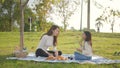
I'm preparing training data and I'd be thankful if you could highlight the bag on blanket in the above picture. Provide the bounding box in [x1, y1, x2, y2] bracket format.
[14, 46, 28, 58]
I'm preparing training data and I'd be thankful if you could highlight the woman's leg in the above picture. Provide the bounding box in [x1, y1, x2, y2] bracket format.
[74, 52, 91, 60]
[48, 51, 62, 56]
[35, 49, 49, 57]
[47, 51, 55, 56]
[58, 51, 62, 56]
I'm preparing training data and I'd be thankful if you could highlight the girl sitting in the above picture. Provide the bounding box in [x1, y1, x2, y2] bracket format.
[74, 31, 93, 60]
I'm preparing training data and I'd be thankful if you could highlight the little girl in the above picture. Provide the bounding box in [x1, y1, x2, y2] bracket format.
[74, 31, 93, 60]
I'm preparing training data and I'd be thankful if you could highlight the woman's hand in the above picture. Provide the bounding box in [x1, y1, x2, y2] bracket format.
[54, 51, 58, 57]
[48, 53, 53, 56]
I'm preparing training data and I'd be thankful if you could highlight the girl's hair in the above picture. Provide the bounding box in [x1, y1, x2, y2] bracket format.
[41, 25, 59, 46]
[84, 31, 92, 46]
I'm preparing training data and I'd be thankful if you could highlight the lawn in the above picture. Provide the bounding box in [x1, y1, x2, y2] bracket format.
[0, 31, 120, 68]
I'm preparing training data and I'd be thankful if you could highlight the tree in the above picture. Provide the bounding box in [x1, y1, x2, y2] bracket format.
[80, 0, 83, 31]
[19, 0, 29, 53]
[95, 16, 103, 33]
[109, 9, 120, 33]
[55, 0, 79, 31]
[84, 0, 100, 30]
[24, 7, 35, 32]
[34, 0, 55, 31]
[0, 0, 16, 31]
[93, 0, 120, 33]
[0, 0, 34, 32]
[87, 0, 90, 30]
[100, 7, 120, 33]
[81, 0, 103, 31]
[0, 0, 5, 6]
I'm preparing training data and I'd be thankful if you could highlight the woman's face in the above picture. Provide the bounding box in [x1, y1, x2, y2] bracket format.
[82, 33, 86, 40]
[53, 28, 59, 36]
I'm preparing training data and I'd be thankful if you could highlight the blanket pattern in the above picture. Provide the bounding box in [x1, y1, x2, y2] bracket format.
[7, 53, 120, 64]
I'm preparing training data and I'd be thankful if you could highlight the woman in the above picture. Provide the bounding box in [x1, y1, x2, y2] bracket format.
[74, 31, 93, 60]
[35, 25, 62, 57]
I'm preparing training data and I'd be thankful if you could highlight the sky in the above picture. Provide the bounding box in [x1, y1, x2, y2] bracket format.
[28, 0, 120, 33]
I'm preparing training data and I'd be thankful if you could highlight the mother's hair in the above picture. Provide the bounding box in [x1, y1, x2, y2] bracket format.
[41, 25, 59, 46]
[46, 25, 59, 36]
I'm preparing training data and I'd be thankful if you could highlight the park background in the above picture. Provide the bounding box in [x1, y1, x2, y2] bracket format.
[0, 0, 120, 68]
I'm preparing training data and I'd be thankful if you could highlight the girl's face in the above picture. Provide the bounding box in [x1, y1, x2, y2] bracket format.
[82, 33, 86, 40]
[53, 28, 59, 36]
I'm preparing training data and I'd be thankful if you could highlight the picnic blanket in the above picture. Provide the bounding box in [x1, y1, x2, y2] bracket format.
[7, 52, 120, 64]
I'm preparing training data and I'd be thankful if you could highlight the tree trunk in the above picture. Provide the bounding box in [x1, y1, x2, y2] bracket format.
[87, 0, 90, 30]
[63, 19, 66, 31]
[111, 21, 114, 33]
[10, 0, 13, 31]
[97, 27, 100, 33]
[111, 25, 114, 33]
[20, 0, 24, 52]
[19, 0, 29, 52]
[10, 12, 14, 31]
[80, 0, 83, 31]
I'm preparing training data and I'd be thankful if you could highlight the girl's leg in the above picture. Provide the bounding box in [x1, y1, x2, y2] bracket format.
[74, 52, 91, 60]
[35, 49, 49, 57]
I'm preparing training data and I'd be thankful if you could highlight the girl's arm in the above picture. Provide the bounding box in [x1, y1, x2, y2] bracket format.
[76, 41, 83, 52]
[76, 48, 82, 52]
[76, 44, 82, 52]
[83, 42, 93, 56]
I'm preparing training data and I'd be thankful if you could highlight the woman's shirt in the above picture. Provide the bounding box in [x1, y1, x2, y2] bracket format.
[81, 41, 93, 56]
[37, 35, 57, 52]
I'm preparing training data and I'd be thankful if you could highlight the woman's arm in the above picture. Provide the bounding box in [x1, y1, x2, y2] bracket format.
[38, 35, 54, 56]
[53, 46, 58, 57]
[47, 52, 54, 56]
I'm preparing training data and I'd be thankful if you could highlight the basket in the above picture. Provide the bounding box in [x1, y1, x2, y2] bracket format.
[14, 46, 28, 58]
[15, 52, 28, 58]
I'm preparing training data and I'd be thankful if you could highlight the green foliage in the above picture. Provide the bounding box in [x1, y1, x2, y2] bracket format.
[98, 7, 120, 33]
[34, 0, 55, 31]
[95, 17, 103, 32]
[42, 21, 54, 32]
[0, 0, 15, 31]
[24, 7, 35, 32]
[82, 28, 96, 32]
[0, 0, 35, 32]
[0, 0, 5, 3]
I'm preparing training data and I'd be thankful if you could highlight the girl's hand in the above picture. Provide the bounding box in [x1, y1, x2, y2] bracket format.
[79, 39, 83, 45]
[80, 43, 82, 46]
[76, 48, 82, 52]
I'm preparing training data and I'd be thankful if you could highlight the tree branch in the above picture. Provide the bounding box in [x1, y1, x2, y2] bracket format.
[22, 0, 29, 8]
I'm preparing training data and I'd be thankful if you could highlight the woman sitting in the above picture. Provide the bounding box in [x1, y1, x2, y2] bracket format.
[35, 25, 62, 57]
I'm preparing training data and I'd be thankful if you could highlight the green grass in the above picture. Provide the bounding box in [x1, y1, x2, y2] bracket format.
[0, 31, 120, 68]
